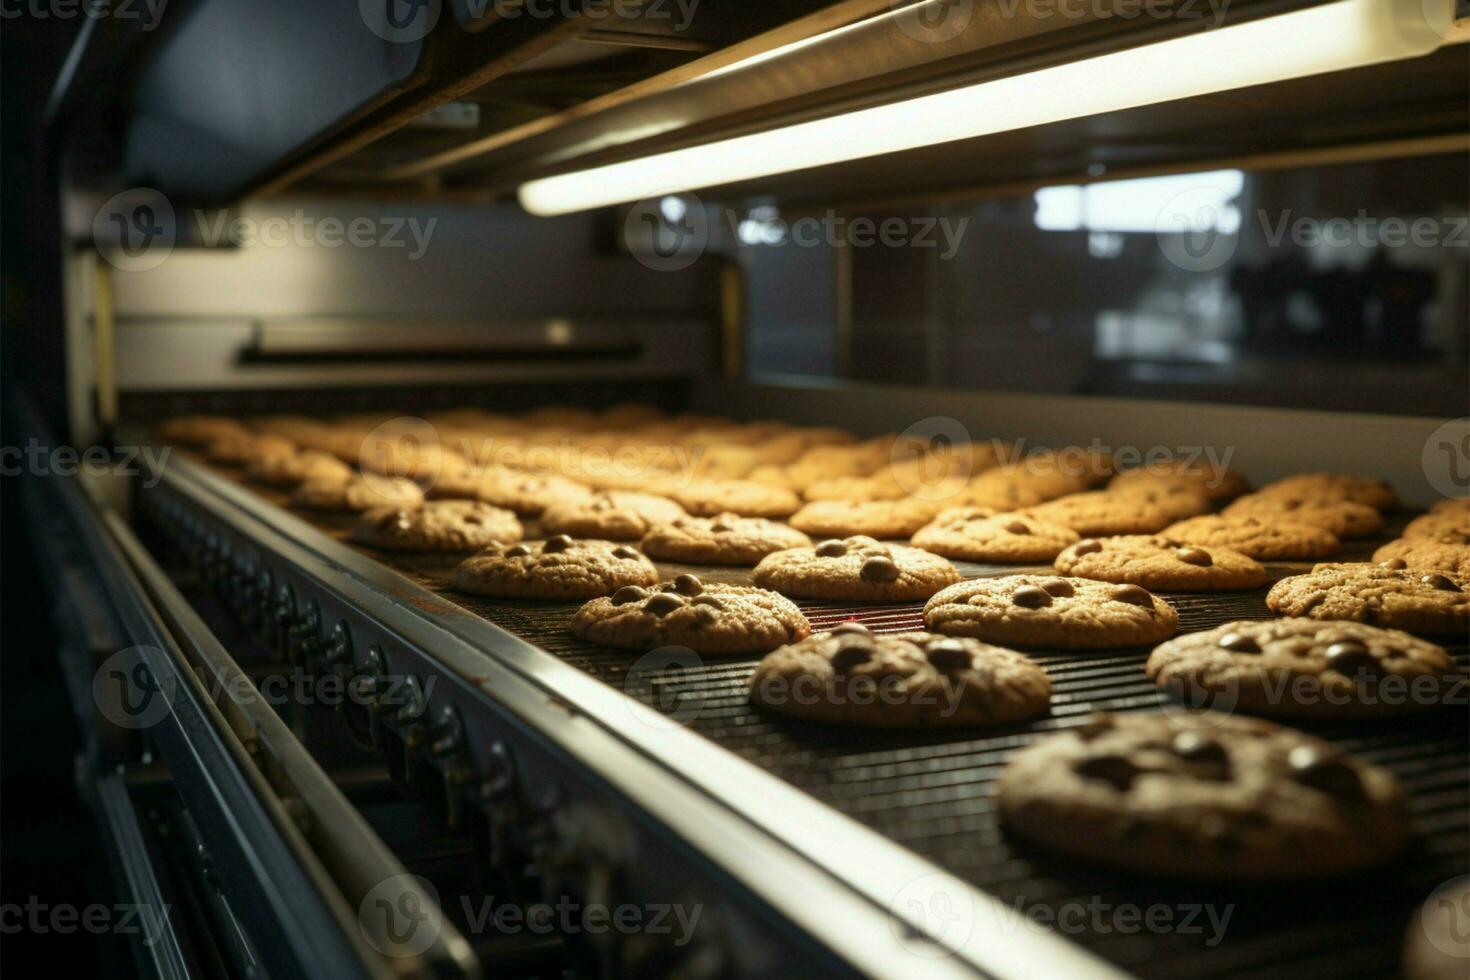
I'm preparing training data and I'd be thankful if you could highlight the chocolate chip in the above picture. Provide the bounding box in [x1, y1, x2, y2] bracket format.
[860, 556, 901, 582]
[1218, 631, 1261, 654]
[814, 539, 848, 557]
[925, 639, 972, 674]
[690, 594, 723, 609]
[1422, 574, 1461, 592]
[829, 622, 870, 635]
[1073, 539, 1103, 556]
[1288, 746, 1364, 799]
[710, 520, 732, 532]
[542, 534, 574, 553]
[673, 573, 704, 596]
[1004, 520, 1031, 535]
[1074, 754, 1140, 792]
[830, 644, 872, 672]
[611, 586, 648, 605]
[1325, 641, 1381, 679]
[1073, 715, 1116, 740]
[643, 593, 685, 616]
[1377, 558, 1408, 570]
[1012, 585, 1053, 609]
[1171, 732, 1230, 773]
[1111, 585, 1154, 608]
[376, 509, 409, 529]
[611, 546, 640, 559]
[1040, 578, 1075, 597]
[504, 544, 532, 558]
[1176, 546, 1213, 566]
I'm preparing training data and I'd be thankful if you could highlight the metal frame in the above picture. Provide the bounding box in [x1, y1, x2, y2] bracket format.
[140, 448, 1128, 980]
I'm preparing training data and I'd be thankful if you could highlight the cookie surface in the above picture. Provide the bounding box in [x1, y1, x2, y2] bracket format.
[351, 501, 523, 552]
[291, 476, 425, 512]
[454, 536, 659, 599]
[1147, 618, 1454, 720]
[1254, 472, 1398, 511]
[1223, 494, 1384, 539]
[752, 536, 960, 601]
[996, 712, 1409, 880]
[246, 450, 354, 488]
[1161, 514, 1340, 561]
[570, 575, 809, 655]
[639, 513, 811, 565]
[1108, 462, 1249, 502]
[924, 574, 1178, 648]
[1022, 491, 1173, 536]
[1370, 542, 1470, 584]
[1105, 480, 1214, 521]
[748, 626, 1051, 728]
[1266, 562, 1469, 634]
[1054, 535, 1268, 591]
[1402, 511, 1470, 545]
[788, 498, 942, 539]
[429, 466, 591, 516]
[660, 479, 801, 518]
[539, 490, 686, 541]
[911, 510, 1079, 563]
[1430, 497, 1470, 515]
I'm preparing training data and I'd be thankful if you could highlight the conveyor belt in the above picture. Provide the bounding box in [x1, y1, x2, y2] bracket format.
[172, 470, 1470, 979]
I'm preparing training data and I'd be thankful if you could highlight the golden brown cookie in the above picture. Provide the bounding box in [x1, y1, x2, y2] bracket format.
[291, 476, 425, 512]
[1054, 535, 1268, 591]
[787, 497, 943, 540]
[1266, 562, 1469, 634]
[1105, 480, 1214, 521]
[1402, 511, 1470, 545]
[204, 432, 296, 466]
[1161, 514, 1341, 561]
[658, 479, 802, 519]
[1022, 491, 1173, 537]
[1254, 473, 1398, 511]
[539, 490, 686, 541]
[1372, 541, 1470, 582]
[453, 537, 659, 599]
[570, 575, 809, 655]
[1430, 497, 1470, 515]
[245, 450, 354, 488]
[1223, 494, 1384, 539]
[1147, 618, 1454, 719]
[428, 465, 591, 516]
[996, 712, 1409, 880]
[748, 626, 1051, 729]
[923, 575, 1178, 649]
[1107, 461, 1249, 502]
[911, 510, 1079, 563]
[752, 536, 960, 601]
[350, 501, 523, 552]
[639, 513, 811, 566]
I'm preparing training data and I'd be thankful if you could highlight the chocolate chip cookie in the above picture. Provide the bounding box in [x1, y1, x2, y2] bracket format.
[788, 498, 943, 540]
[246, 450, 354, 488]
[454, 537, 659, 599]
[639, 513, 811, 566]
[539, 490, 686, 541]
[1430, 497, 1470, 515]
[1161, 514, 1341, 561]
[570, 574, 809, 655]
[995, 712, 1409, 880]
[1223, 494, 1384, 539]
[1022, 491, 1174, 537]
[1106, 480, 1214, 521]
[291, 476, 425, 512]
[911, 510, 1079, 563]
[1107, 461, 1249, 502]
[1254, 472, 1399, 511]
[748, 626, 1051, 728]
[1370, 542, 1470, 584]
[1402, 511, 1470, 545]
[1266, 562, 1469, 634]
[429, 465, 591, 516]
[1147, 619, 1454, 720]
[1054, 535, 1268, 591]
[752, 536, 960, 601]
[923, 575, 1178, 648]
[660, 479, 802, 519]
[351, 501, 523, 552]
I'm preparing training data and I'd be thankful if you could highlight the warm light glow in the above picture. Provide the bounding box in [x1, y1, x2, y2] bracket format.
[519, 0, 1450, 216]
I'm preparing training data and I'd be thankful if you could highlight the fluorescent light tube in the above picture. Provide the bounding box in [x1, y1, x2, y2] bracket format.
[518, 0, 1451, 216]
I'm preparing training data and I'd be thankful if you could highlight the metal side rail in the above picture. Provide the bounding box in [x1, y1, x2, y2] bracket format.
[137, 450, 1127, 980]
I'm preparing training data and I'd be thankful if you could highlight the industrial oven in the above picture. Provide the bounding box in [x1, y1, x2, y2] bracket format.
[11, 1, 1470, 978]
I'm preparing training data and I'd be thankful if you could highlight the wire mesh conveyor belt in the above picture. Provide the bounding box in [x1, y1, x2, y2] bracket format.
[187, 478, 1470, 980]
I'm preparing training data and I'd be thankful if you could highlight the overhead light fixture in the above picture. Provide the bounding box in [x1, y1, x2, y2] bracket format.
[518, 0, 1451, 216]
